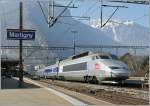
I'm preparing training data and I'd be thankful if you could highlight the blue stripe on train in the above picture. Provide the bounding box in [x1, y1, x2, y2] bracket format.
[44, 67, 59, 73]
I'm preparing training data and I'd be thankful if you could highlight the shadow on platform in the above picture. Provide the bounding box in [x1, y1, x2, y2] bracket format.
[1, 77, 41, 89]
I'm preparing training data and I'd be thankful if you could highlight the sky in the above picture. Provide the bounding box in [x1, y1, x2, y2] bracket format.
[0, 0, 149, 28]
[59, 0, 149, 28]
[0, 0, 148, 56]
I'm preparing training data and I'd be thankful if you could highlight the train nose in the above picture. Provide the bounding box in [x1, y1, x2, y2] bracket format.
[113, 71, 129, 76]
[111, 69, 130, 77]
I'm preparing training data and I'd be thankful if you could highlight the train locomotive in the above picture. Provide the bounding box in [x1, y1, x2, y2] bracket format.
[35, 51, 130, 83]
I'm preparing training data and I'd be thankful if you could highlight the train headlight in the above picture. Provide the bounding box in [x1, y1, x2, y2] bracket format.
[95, 63, 100, 70]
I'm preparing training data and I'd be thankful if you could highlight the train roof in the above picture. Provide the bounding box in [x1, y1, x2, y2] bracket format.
[59, 51, 112, 62]
[71, 51, 112, 59]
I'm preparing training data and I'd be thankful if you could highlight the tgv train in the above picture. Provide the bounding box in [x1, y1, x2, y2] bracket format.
[35, 51, 130, 83]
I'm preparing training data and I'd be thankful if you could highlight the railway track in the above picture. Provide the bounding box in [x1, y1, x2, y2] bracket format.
[38, 77, 148, 91]
[92, 89, 149, 105]
[37, 78, 149, 105]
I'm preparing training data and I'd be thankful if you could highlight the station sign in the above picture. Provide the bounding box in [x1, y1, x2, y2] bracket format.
[7, 29, 35, 40]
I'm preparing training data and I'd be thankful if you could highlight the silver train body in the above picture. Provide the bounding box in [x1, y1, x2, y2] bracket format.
[35, 51, 130, 83]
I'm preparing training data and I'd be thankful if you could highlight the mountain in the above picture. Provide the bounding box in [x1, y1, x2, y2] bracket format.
[1, 0, 118, 65]
[1, 0, 118, 46]
[1, 0, 148, 65]
[89, 19, 149, 46]
[26, 1, 117, 46]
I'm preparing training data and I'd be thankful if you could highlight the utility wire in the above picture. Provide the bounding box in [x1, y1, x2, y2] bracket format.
[109, 14, 148, 24]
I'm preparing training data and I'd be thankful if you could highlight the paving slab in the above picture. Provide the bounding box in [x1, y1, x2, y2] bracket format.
[0, 78, 72, 106]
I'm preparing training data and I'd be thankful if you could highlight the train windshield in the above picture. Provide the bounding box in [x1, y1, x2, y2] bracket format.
[109, 66, 128, 70]
[110, 54, 118, 60]
[100, 55, 110, 59]
[95, 55, 110, 59]
[93, 54, 119, 60]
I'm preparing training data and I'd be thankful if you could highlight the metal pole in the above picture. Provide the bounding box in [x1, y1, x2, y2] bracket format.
[71, 31, 77, 55]
[48, 0, 54, 27]
[47, 56, 48, 66]
[101, 0, 103, 28]
[134, 48, 136, 56]
[101, 47, 103, 52]
[116, 48, 118, 56]
[0, 17, 1, 88]
[18, 2, 23, 87]
[52, 0, 54, 19]
[73, 33, 75, 55]
[48, 0, 50, 27]
[0, 50, 1, 89]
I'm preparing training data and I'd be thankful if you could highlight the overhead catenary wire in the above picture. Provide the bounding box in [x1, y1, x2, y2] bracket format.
[49, 0, 75, 27]
[37, 0, 99, 31]
[38, 0, 79, 27]
[132, 14, 148, 21]
[101, 7, 119, 27]
[48, 1, 78, 26]
[37, 1, 49, 24]
[58, 0, 99, 36]
[57, 21, 76, 26]
[109, 14, 148, 25]
[100, 0, 128, 27]
[108, 0, 149, 5]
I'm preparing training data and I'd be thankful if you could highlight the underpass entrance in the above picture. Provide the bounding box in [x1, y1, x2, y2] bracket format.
[1, 57, 19, 89]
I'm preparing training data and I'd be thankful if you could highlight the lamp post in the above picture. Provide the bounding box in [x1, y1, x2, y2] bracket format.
[71, 30, 78, 55]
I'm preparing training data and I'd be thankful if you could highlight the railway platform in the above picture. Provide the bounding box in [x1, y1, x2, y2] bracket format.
[0, 77, 113, 106]
[0, 77, 73, 106]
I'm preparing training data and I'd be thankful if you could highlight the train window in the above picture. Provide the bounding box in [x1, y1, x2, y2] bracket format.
[44, 69, 52, 73]
[110, 54, 118, 60]
[92, 56, 95, 60]
[96, 56, 99, 59]
[99, 55, 110, 59]
[63, 62, 87, 72]
[72, 52, 89, 59]
[109, 66, 120, 69]
[53, 67, 59, 72]
[110, 66, 127, 70]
